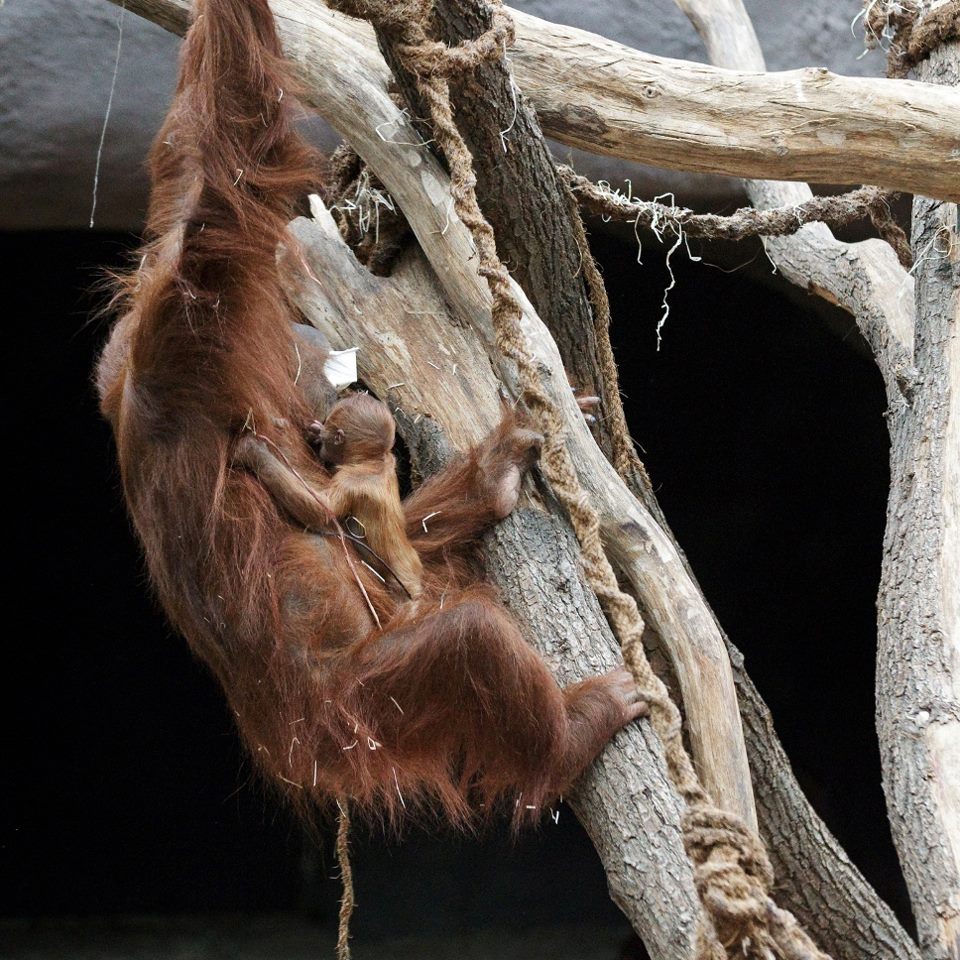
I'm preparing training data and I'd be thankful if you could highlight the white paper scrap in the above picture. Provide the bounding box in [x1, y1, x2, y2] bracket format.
[324, 347, 359, 387]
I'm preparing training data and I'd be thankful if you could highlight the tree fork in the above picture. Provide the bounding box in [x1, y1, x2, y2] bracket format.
[374, 0, 681, 568]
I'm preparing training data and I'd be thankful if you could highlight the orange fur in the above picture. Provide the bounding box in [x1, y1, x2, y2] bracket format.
[96, 0, 641, 831]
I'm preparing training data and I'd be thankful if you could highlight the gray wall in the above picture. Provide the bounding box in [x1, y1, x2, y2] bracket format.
[0, 0, 884, 230]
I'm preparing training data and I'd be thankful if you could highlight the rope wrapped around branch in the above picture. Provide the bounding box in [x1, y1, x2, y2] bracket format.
[863, 0, 960, 78]
[562, 167, 914, 269]
[325, 0, 834, 956]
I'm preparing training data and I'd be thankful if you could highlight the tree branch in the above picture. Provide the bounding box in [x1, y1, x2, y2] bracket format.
[662, 2, 925, 958]
[670, 0, 916, 404]
[506, 7, 960, 204]
[374, 0, 619, 487]
[284, 200, 702, 958]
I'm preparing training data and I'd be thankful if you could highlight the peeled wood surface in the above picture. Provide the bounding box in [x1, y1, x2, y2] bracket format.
[671, 2, 924, 958]
[377, 0, 621, 472]
[507, 8, 960, 203]
[106, 0, 960, 203]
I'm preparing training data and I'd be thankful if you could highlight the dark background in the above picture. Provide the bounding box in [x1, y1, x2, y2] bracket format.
[1, 226, 907, 948]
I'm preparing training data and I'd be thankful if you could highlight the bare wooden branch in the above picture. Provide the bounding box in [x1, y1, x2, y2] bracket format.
[666, 2, 924, 958]
[375, 0, 625, 476]
[875, 33, 960, 960]
[506, 7, 960, 204]
[105, 0, 960, 203]
[730, 647, 922, 960]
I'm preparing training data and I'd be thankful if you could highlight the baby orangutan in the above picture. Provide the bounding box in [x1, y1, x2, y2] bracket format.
[310, 393, 423, 600]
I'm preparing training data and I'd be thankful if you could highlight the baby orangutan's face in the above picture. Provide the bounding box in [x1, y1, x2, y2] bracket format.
[308, 393, 395, 466]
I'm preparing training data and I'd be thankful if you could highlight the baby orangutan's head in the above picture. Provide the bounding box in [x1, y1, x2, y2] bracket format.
[310, 393, 395, 466]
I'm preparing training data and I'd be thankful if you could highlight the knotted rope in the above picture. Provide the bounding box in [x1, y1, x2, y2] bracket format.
[563, 169, 914, 269]
[325, 0, 833, 956]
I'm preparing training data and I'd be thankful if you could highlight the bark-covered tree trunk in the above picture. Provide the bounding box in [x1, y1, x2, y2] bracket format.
[876, 35, 960, 960]
[374, 1, 612, 454]
[373, 0, 758, 831]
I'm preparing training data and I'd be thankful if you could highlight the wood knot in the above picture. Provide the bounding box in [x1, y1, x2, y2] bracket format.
[541, 104, 608, 138]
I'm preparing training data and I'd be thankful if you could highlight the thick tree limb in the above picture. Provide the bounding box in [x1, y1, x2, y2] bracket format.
[666, 2, 925, 958]
[375, 0, 757, 829]
[506, 8, 960, 204]
[105, 0, 960, 202]
[362, 3, 960, 203]
[374, 1, 621, 478]
[284, 201, 701, 959]
[731, 647, 921, 960]
[875, 32, 960, 960]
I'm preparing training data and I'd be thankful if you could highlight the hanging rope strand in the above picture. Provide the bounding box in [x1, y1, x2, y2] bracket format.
[335, 798, 355, 960]
[561, 168, 913, 269]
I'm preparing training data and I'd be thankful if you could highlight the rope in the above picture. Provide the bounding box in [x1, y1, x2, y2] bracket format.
[326, 141, 412, 275]
[325, 0, 833, 955]
[335, 798, 355, 960]
[863, 0, 960, 77]
[563, 168, 913, 269]
[559, 173, 650, 482]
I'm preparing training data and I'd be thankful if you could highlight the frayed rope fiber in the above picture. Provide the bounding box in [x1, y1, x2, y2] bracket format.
[324, 0, 834, 956]
[562, 168, 913, 270]
[863, 0, 959, 77]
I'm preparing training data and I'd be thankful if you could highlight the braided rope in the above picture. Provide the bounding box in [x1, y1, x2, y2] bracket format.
[335, 798, 355, 960]
[325, 1, 833, 955]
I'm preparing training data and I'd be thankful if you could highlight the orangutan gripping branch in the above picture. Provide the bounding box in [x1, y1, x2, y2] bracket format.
[95, 0, 645, 828]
